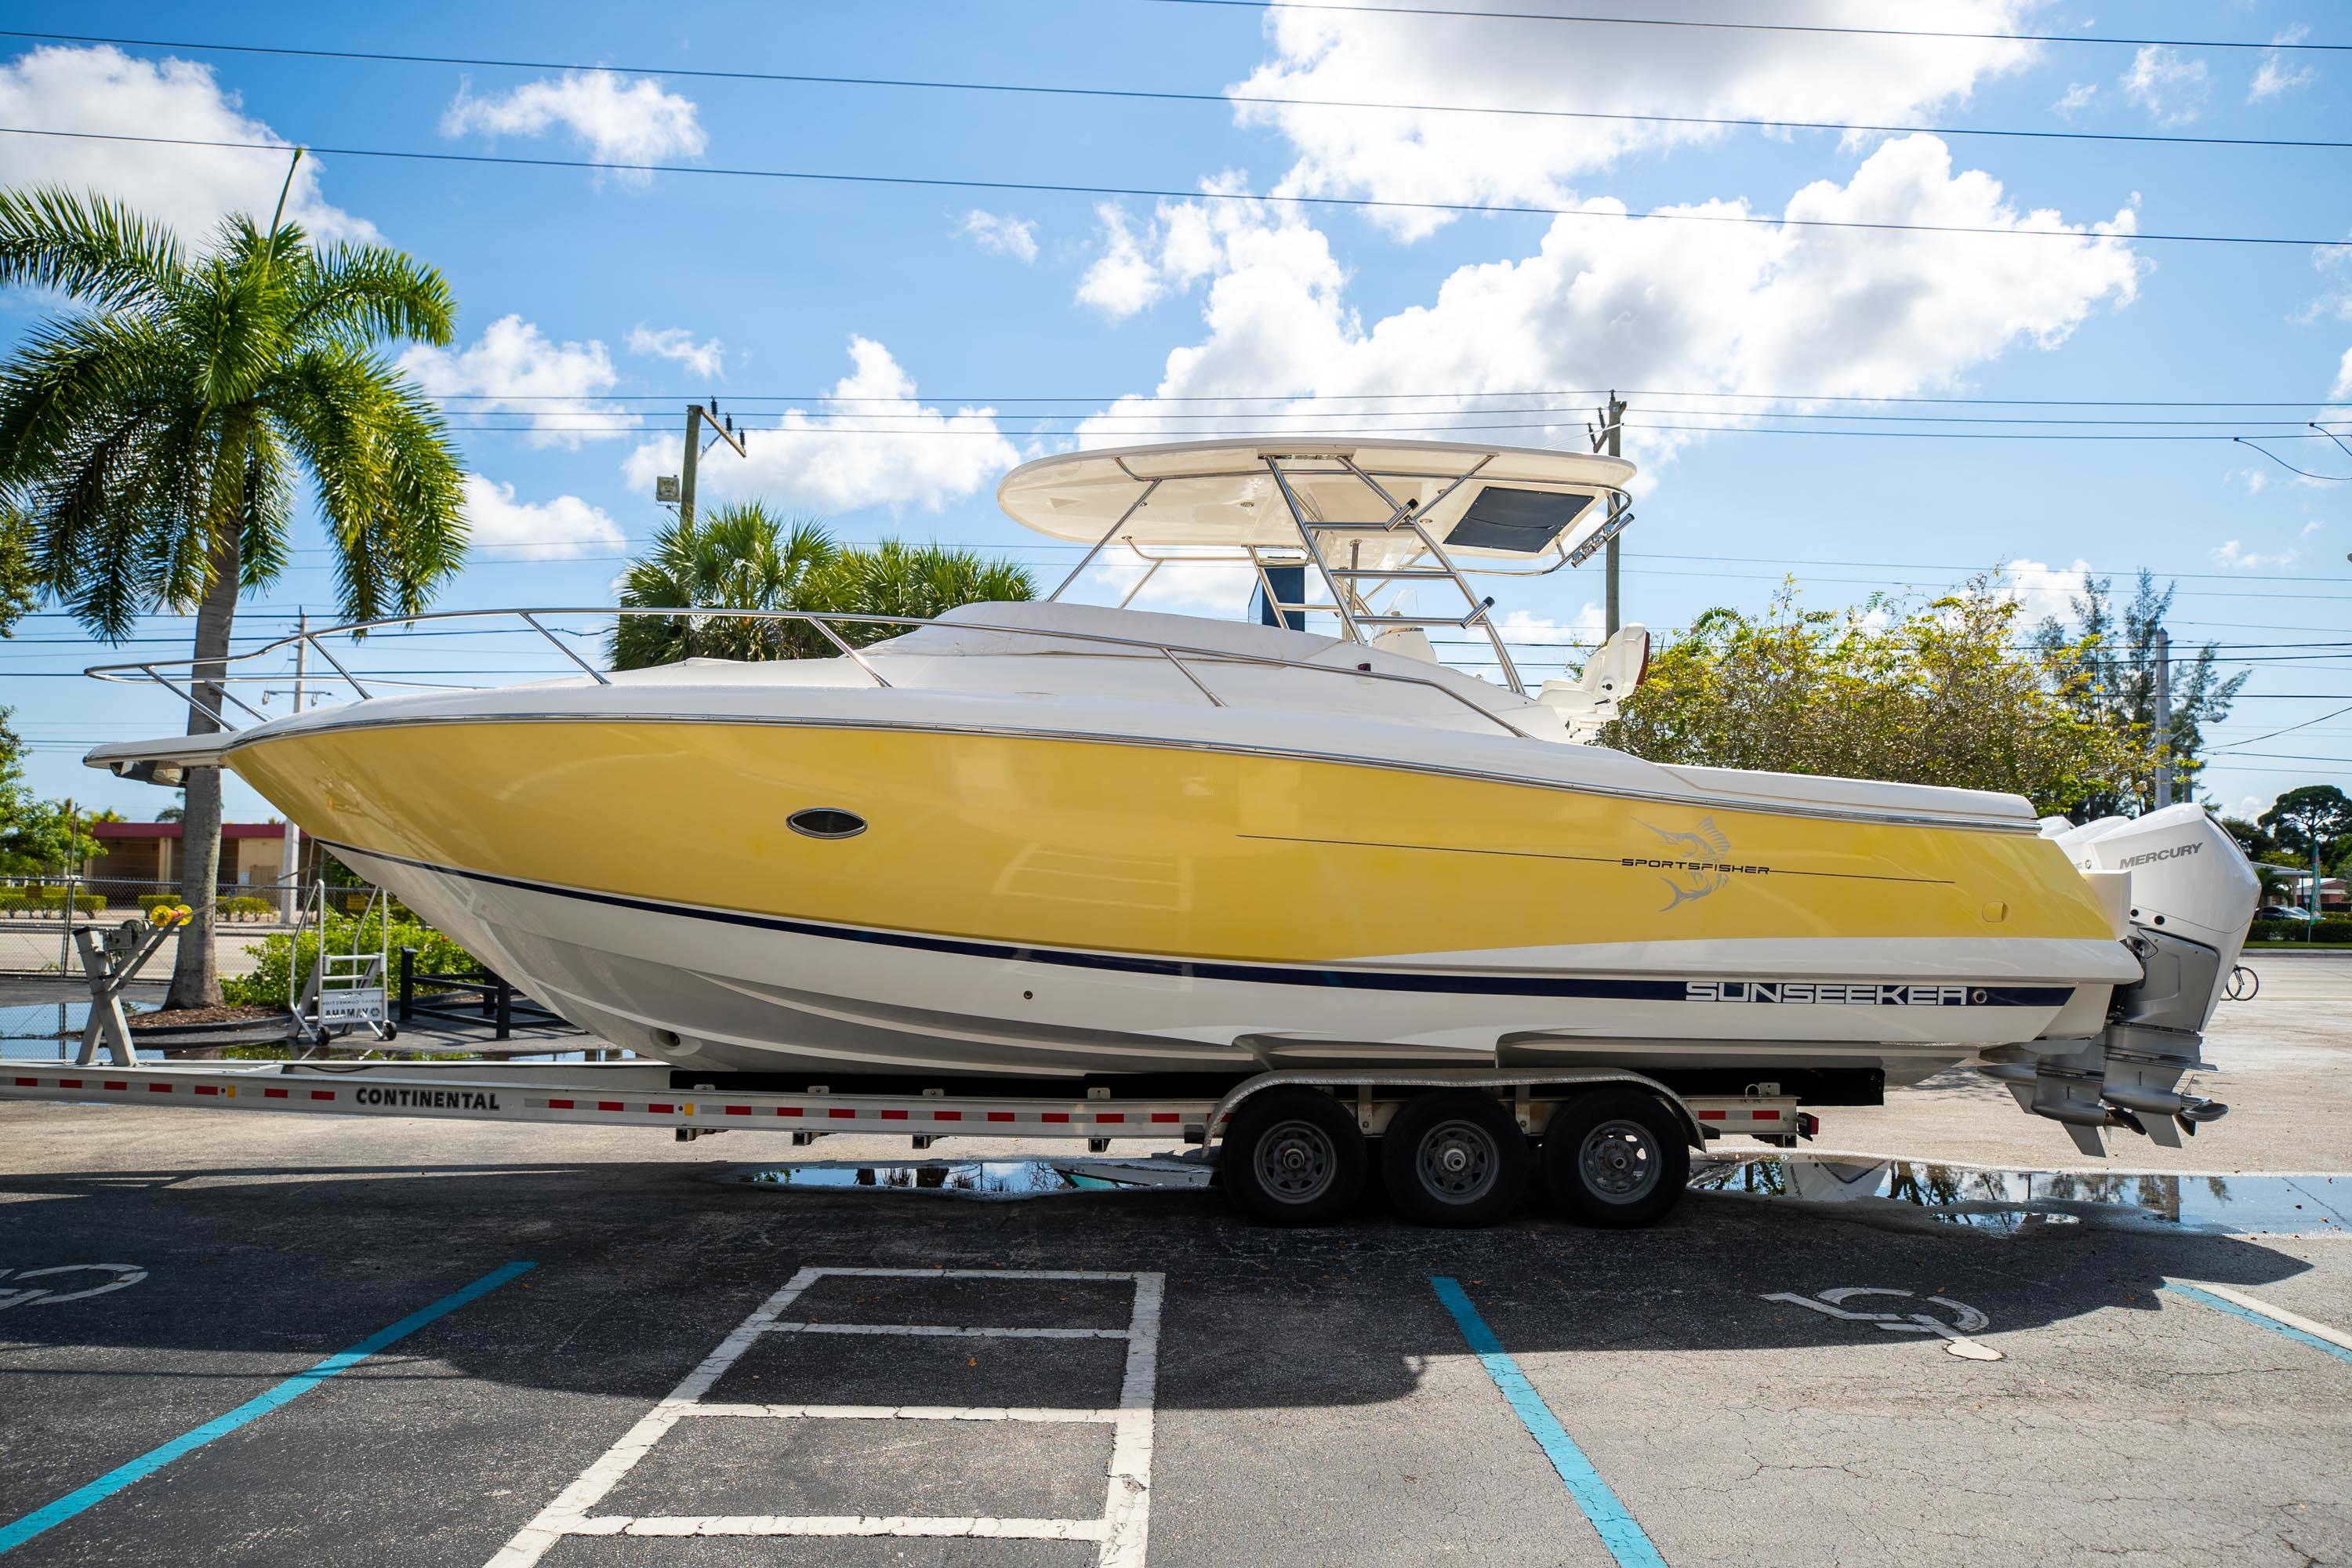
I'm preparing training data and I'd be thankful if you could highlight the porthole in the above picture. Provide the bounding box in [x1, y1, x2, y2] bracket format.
[788, 808, 868, 840]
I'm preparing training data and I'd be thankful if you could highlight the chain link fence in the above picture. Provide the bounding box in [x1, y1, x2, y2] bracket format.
[0, 876, 296, 977]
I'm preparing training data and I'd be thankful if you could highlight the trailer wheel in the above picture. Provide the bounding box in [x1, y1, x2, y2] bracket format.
[1221, 1088, 1366, 1226]
[1380, 1091, 1527, 1227]
[1541, 1088, 1689, 1229]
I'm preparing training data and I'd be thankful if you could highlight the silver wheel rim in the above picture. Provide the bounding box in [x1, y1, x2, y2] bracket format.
[1255, 1118, 1339, 1204]
[1415, 1118, 1500, 1204]
[1578, 1118, 1661, 1203]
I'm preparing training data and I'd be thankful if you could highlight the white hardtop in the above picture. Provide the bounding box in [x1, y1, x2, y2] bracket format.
[997, 437, 1634, 561]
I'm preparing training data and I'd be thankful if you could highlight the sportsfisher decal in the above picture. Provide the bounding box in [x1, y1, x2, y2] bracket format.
[1628, 816, 1773, 910]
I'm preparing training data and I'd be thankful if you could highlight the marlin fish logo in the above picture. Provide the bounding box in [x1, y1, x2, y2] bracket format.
[1638, 816, 1732, 911]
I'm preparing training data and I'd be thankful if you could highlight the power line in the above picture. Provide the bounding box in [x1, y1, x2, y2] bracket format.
[434, 405, 2346, 428]
[1136, 0, 2352, 53]
[412, 390, 2349, 408]
[5, 29, 2346, 154]
[2, 124, 2343, 249]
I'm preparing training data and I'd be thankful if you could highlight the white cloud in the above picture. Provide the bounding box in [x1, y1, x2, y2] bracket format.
[0, 45, 374, 245]
[959, 209, 1039, 263]
[622, 336, 1017, 515]
[441, 71, 703, 182]
[2051, 82, 2099, 116]
[2230, 467, 2268, 495]
[2302, 519, 2326, 539]
[2211, 539, 2300, 570]
[2001, 557, 2095, 627]
[626, 324, 724, 378]
[399, 314, 626, 447]
[1228, 0, 2042, 239]
[460, 474, 628, 561]
[1076, 203, 1170, 317]
[1076, 137, 2140, 477]
[2249, 26, 2316, 102]
[2333, 343, 2352, 401]
[2120, 45, 2210, 125]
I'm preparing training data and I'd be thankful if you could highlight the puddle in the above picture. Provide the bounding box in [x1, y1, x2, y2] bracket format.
[1, 1000, 158, 1057]
[716, 1156, 1214, 1200]
[1694, 1156, 2351, 1237]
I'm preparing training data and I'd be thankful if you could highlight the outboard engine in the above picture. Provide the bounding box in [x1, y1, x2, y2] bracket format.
[1981, 804, 2260, 1156]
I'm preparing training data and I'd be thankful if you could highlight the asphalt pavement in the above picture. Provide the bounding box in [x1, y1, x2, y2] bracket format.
[1, 1103, 2346, 1568]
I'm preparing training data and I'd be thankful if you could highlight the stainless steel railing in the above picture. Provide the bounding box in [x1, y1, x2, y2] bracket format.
[84, 606, 1544, 740]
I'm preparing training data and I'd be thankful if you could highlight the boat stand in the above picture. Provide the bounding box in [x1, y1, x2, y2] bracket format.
[69, 912, 191, 1066]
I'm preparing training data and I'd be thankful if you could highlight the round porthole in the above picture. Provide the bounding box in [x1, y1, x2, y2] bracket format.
[788, 808, 868, 840]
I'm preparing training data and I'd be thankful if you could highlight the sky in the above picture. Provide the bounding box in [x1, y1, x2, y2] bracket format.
[0, 0, 2346, 826]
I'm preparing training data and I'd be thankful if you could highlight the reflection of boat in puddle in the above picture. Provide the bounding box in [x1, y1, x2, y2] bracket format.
[718, 1156, 1214, 1200]
[1696, 1156, 2350, 1236]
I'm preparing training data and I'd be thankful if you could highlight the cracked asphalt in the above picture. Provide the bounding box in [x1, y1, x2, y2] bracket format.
[2, 1102, 2347, 1568]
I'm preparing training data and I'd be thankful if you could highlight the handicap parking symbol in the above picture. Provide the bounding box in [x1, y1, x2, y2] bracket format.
[1762, 1286, 2003, 1361]
[0, 1264, 148, 1312]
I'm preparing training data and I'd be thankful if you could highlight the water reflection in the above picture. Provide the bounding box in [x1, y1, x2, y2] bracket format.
[1694, 1156, 2349, 1236]
[725, 1157, 1213, 1199]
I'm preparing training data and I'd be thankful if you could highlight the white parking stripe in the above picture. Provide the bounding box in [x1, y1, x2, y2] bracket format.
[486, 1265, 1164, 1568]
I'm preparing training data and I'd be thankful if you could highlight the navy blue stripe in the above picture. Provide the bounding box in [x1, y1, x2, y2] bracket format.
[318, 838, 2074, 1007]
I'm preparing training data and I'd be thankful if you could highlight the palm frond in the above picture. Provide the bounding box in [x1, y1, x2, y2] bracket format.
[289, 244, 456, 347]
[0, 187, 184, 313]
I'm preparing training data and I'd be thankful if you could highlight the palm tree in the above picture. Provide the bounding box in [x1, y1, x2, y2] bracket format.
[0, 176, 466, 1007]
[612, 502, 841, 667]
[827, 538, 1038, 646]
[611, 503, 1034, 670]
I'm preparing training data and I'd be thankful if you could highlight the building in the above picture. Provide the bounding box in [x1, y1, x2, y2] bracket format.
[81, 822, 289, 891]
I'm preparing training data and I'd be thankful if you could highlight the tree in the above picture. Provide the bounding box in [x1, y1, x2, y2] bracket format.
[612, 502, 842, 667]
[1603, 575, 2154, 816]
[611, 503, 1036, 670]
[2031, 570, 2245, 817]
[0, 706, 97, 873]
[0, 504, 32, 637]
[0, 181, 466, 1007]
[2259, 786, 2352, 913]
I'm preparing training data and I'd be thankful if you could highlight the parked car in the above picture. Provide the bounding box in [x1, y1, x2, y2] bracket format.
[2256, 905, 2314, 922]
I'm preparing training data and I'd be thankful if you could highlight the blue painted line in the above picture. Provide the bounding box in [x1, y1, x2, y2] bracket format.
[1431, 1276, 1668, 1568]
[0, 1261, 534, 1555]
[2163, 1283, 2352, 1367]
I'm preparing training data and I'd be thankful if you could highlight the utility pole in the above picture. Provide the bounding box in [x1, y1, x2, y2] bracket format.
[673, 399, 746, 531]
[1592, 391, 1627, 637]
[2153, 625, 2172, 811]
[282, 609, 307, 920]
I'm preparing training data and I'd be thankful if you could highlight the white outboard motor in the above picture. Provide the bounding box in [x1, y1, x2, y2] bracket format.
[1982, 805, 2260, 1156]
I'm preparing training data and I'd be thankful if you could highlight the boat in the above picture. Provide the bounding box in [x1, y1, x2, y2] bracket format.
[84, 439, 2259, 1166]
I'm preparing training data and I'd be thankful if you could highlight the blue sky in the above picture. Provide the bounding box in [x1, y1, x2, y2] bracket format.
[0, 0, 2345, 825]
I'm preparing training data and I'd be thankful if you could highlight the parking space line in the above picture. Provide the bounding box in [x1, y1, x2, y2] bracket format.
[488, 1265, 1163, 1568]
[0, 1260, 535, 1558]
[767, 1321, 1131, 1340]
[2164, 1282, 2352, 1366]
[1430, 1277, 1668, 1568]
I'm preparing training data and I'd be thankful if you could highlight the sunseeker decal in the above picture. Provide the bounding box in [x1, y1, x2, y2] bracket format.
[1627, 817, 1770, 910]
[1686, 981, 1994, 1007]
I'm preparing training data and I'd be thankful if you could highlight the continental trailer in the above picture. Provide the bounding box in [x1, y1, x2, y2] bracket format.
[0, 1055, 1820, 1228]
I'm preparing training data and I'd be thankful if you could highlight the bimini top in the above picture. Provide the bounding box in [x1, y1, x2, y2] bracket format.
[997, 438, 1635, 561]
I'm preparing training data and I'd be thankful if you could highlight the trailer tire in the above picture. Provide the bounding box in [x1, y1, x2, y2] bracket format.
[1380, 1091, 1527, 1228]
[1542, 1087, 1688, 1229]
[1221, 1088, 1366, 1226]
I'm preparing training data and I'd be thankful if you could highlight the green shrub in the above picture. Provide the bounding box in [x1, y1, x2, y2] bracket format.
[221, 912, 476, 1007]
[2249, 917, 2352, 943]
[222, 895, 275, 920]
[0, 890, 22, 913]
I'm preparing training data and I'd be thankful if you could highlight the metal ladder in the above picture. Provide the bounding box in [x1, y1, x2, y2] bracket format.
[289, 880, 392, 1052]
[1257, 452, 1524, 694]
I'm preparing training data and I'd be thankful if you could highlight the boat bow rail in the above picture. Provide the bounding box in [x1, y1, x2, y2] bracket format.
[80, 603, 1549, 754]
